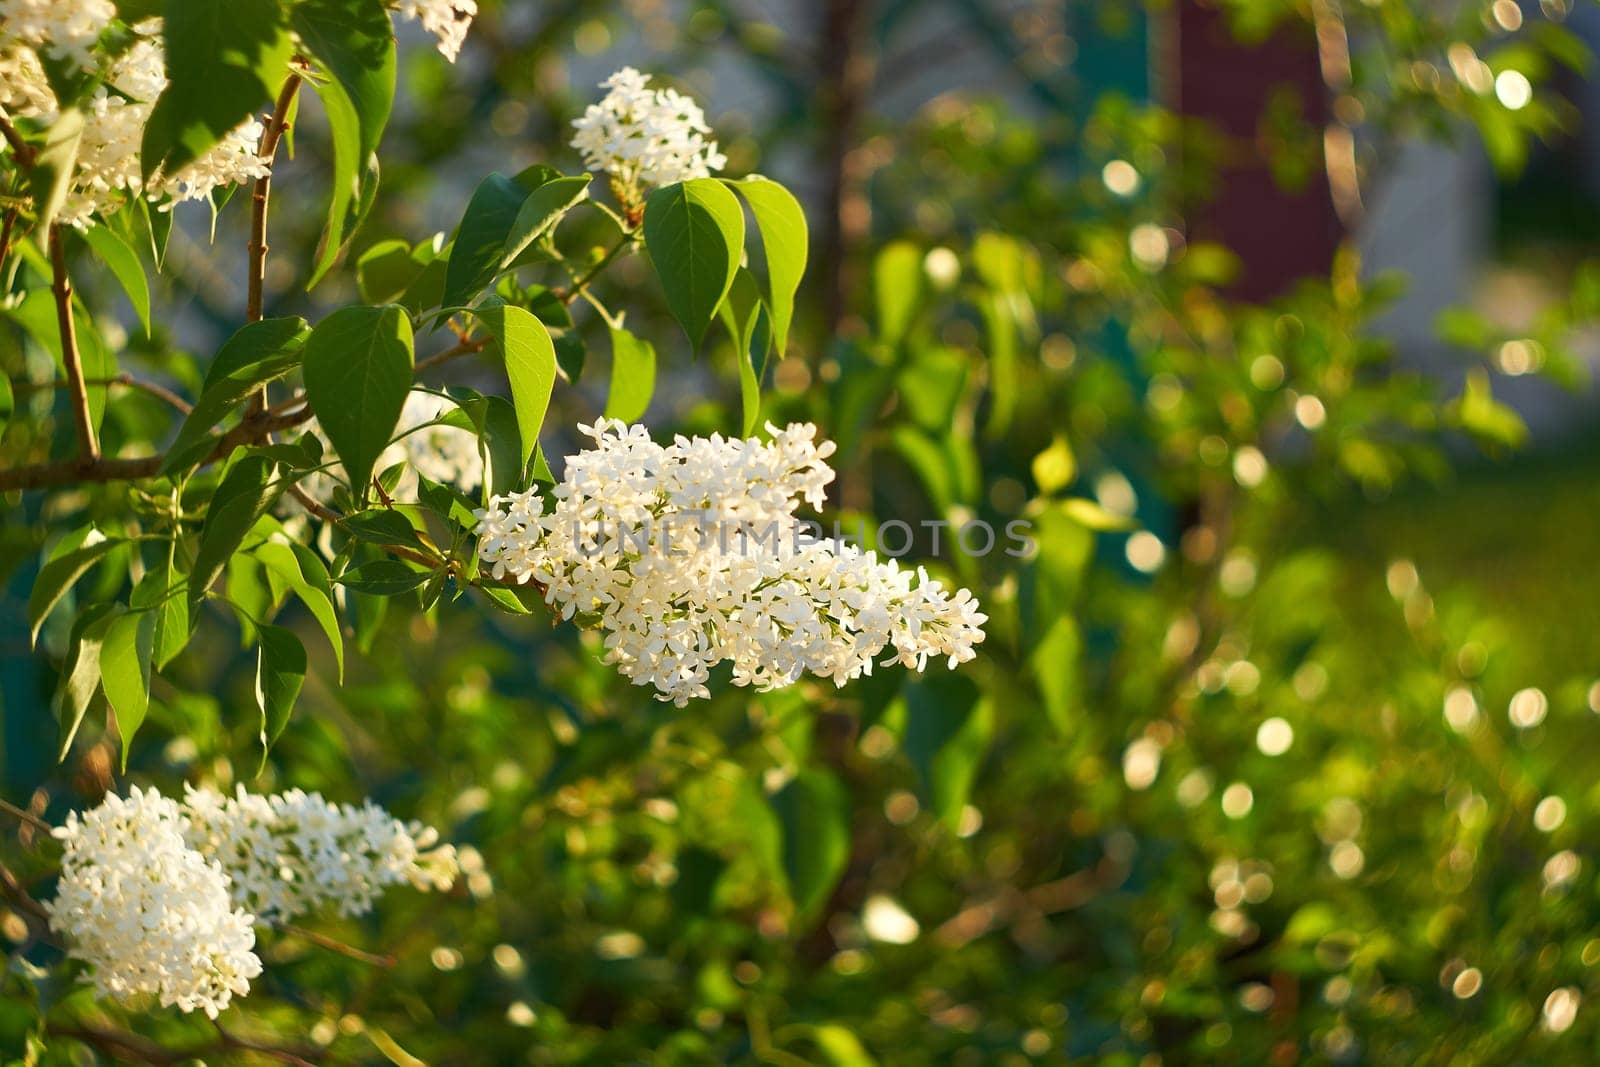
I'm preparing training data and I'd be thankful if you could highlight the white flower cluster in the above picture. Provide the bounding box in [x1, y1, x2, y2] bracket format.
[0, 0, 114, 69]
[394, 0, 477, 63]
[182, 784, 458, 923]
[299, 389, 483, 508]
[571, 67, 727, 201]
[0, 12, 270, 227]
[46, 787, 261, 1019]
[475, 420, 989, 706]
[46, 785, 455, 1017]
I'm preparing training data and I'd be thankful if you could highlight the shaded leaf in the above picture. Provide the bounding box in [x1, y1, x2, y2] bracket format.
[162, 317, 310, 473]
[190, 456, 282, 606]
[302, 304, 414, 501]
[643, 178, 744, 349]
[256, 623, 306, 770]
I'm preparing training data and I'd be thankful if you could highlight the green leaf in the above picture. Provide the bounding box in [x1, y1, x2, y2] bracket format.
[190, 456, 282, 606]
[255, 623, 306, 770]
[336, 559, 429, 596]
[357, 238, 428, 304]
[100, 610, 155, 771]
[141, 0, 292, 180]
[471, 303, 555, 466]
[902, 675, 991, 828]
[1060, 497, 1137, 532]
[718, 269, 770, 435]
[28, 109, 84, 235]
[29, 535, 122, 647]
[1030, 617, 1080, 733]
[0, 373, 11, 430]
[54, 603, 122, 760]
[604, 327, 656, 424]
[339, 509, 425, 550]
[874, 241, 923, 345]
[129, 560, 191, 670]
[254, 540, 344, 681]
[162, 317, 310, 473]
[1031, 435, 1076, 495]
[302, 304, 414, 501]
[771, 770, 852, 924]
[81, 225, 151, 336]
[293, 0, 396, 285]
[501, 175, 592, 268]
[726, 177, 807, 358]
[643, 178, 745, 350]
[442, 173, 528, 310]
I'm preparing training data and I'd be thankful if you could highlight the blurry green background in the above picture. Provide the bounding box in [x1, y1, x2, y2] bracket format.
[5, 0, 1600, 1063]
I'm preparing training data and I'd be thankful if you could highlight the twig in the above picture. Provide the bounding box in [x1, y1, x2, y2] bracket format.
[246, 71, 304, 416]
[0, 796, 53, 835]
[558, 235, 633, 307]
[0, 109, 33, 166]
[49, 224, 99, 463]
[46, 1020, 320, 1067]
[0, 207, 17, 271]
[12, 374, 192, 414]
[281, 922, 397, 968]
[413, 337, 487, 376]
[0, 862, 51, 926]
[0, 404, 315, 491]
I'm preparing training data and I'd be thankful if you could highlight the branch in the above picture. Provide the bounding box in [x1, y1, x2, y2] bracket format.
[413, 337, 487, 376]
[0, 795, 53, 836]
[280, 922, 396, 968]
[558, 235, 634, 307]
[0, 404, 315, 491]
[49, 225, 99, 463]
[246, 71, 304, 416]
[0, 108, 33, 166]
[46, 1020, 319, 1067]
[12, 373, 192, 414]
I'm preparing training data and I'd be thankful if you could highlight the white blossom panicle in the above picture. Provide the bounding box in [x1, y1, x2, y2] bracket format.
[0, 0, 115, 69]
[475, 420, 989, 706]
[394, 0, 477, 62]
[570, 67, 727, 201]
[45, 787, 262, 1018]
[0, 18, 271, 227]
[182, 785, 458, 923]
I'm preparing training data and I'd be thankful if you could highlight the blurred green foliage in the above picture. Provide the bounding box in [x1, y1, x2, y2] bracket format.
[5, 0, 1600, 1064]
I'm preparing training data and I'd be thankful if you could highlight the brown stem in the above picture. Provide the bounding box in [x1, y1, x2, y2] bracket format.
[413, 337, 487, 376]
[0, 208, 17, 271]
[49, 225, 99, 463]
[0, 795, 53, 835]
[0, 109, 34, 166]
[816, 0, 874, 338]
[0, 404, 315, 491]
[0, 862, 51, 926]
[246, 72, 304, 416]
[12, 374, 192, 414]
[281, 922, 396, 968]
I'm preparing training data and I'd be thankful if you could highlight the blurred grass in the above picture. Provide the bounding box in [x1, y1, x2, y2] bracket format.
[1320, 435, 1600, 680]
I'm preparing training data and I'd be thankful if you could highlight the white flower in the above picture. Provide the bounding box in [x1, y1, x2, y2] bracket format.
[475, 420, 988, 706]
[571, 67, 727, 201]
[46, 787, 261, 1018]
[394, 0, 476, 63]
[182, 785, 458, 923]
[0, 0, 114, 69]
[0, 20, 271, 227]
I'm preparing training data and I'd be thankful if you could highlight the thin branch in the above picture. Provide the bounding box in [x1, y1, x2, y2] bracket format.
[0, 207, 17, 271]
[0, 862, 51, 926]
[0, 109, 33, 166]
[281, 922, 396, 968]
[246, 71, 304, 417]
[0, 404, 315, 491]
[413, 337, 487, 376]
[12, 374, 192, 414]
[49, 225, 99, 463]
[0, 796, 53, 835]
[558, 235, 634, 307]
